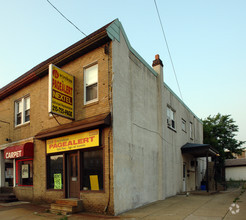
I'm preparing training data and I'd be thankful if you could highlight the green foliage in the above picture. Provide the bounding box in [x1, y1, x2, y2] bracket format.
[202, 113, 245, 162]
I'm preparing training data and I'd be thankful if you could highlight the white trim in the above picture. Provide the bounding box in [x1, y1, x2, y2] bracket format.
[13, 159, 16, 187]
[14, 95, 30, 127]
[84, 63, 98, 105]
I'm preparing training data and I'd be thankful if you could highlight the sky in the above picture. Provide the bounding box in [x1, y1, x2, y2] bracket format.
[0, 0, 246, 146]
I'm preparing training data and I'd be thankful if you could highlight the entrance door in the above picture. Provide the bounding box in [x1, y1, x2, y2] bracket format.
[68, 153, 79, 198]
[183, 163, 186, 192]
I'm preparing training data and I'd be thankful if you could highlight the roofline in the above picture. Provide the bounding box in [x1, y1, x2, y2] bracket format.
[106, 19, 202, 124]
[0, 20, 115, 100]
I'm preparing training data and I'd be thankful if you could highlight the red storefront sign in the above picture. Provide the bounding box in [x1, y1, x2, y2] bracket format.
[4, 142, 34, 159]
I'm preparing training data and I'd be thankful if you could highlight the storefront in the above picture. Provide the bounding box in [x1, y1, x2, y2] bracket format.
[34, 112, 111, 207]
[45, 129, 104, 198]
[3, 142, 34, 187]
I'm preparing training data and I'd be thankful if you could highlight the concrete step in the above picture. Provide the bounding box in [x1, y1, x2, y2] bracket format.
[0, 193, 18, 203]
[55, 198, 82, 207]
[50, 198, 83, 215]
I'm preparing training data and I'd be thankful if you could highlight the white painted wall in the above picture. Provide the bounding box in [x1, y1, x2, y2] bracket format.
[112, 29, 203, 215]
[226, 167, 246, 181]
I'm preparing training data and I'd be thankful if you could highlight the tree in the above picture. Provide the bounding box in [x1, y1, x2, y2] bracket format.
[203, 113, 245, 162]
[203, 113, 245, 183]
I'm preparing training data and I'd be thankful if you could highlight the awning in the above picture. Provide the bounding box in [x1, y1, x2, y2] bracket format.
[4, 142, 34, 159]
[35, 113, 111, 140]
[181, 143, 218, 157]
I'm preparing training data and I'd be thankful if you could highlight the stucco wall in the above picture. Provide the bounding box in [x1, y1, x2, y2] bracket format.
[112, 30, 203, 214]
[226, 167, 246, 181]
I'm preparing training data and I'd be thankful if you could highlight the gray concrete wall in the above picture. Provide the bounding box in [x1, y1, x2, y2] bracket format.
[112, 30, 203, 214]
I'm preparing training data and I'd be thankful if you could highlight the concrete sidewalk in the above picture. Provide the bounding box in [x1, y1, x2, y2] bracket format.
[119, 188, 246, 220]
[0, 188, 244, 219]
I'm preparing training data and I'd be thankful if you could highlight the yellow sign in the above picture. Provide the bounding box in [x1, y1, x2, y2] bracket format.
[46, 129, 99, 154]
[90, 175, 99, 190]
[49, 64, 74, 119]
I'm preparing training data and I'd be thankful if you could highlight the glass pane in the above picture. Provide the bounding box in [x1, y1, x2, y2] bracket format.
[25, 109, 30, 122]
[167, 108, 170, 118]
[47, 155, 63, 189]
[85, 64, 98, 86]
[18, 160, 33, 186]
[17, 113, 22, 125]
[170, 110, 174, 120]
[17, 101, 22, 113]
[82, 150, 103, 190]
[75, 155, 78, 177]
[86, 83, 97, 102]
[70, 156, 74, 177]
[5, 162, 13, 187]
[25, 97, 30, 110]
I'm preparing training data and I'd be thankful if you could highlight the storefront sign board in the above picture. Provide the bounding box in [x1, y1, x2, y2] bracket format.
[48, 64, 74, 119]
[4, 143, 34, 159]
[46, 129, 99, 154]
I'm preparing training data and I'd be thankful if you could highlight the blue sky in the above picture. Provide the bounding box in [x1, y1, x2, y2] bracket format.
[1, 0, 245, 146]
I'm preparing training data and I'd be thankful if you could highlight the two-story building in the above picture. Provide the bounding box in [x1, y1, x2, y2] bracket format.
[0, 19, 214, 215]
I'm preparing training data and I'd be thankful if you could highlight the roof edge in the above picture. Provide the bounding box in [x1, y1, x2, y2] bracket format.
[106, 19, 158, 77]
[0, 20, 115, 100]
[106, 19, 202, 124]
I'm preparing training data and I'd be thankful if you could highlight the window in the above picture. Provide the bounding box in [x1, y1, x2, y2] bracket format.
[182, 119, 186, 132]
[15, 96, 30, 126]
[47, 155, 63, 189]
[84, 64, 98, 104]
[167, 106, 175, 129]
[190, 122, 193, 139]
[16, 159, 33, 186]
[81, 150, 103, 190]
[5, 161, 13, 187]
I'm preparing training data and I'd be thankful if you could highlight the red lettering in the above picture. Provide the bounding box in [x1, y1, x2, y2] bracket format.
[89, 136, 95, 142]
[68, 141, 72, 146]
[84, 138, 89, 143]
[52, 79, 72, 96]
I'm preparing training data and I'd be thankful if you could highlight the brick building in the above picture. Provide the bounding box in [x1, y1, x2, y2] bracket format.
[0, 19, 214, 215]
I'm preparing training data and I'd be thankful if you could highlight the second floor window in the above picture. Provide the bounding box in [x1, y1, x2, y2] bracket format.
[15, 96, 30, 126]
[182, 119, 186, 132]
[190, 122, 193, 139]
[84, 64, 98, 104]
[167, 106, 175, 130]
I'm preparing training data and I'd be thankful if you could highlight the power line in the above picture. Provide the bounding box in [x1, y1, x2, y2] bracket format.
[46, 0, 87, 37]
[153, 0, 183, 101]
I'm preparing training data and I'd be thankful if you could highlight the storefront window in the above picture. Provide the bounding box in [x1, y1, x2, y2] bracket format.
[81, 150, 103, 190]
[47, 155, 63, 189]
[5, 161, 13, 187]
[16, 159, 33, 186]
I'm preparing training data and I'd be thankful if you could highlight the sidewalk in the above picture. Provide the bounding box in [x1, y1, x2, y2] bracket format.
[0, 188, 244, 219]
[120, 188, 246, 220]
